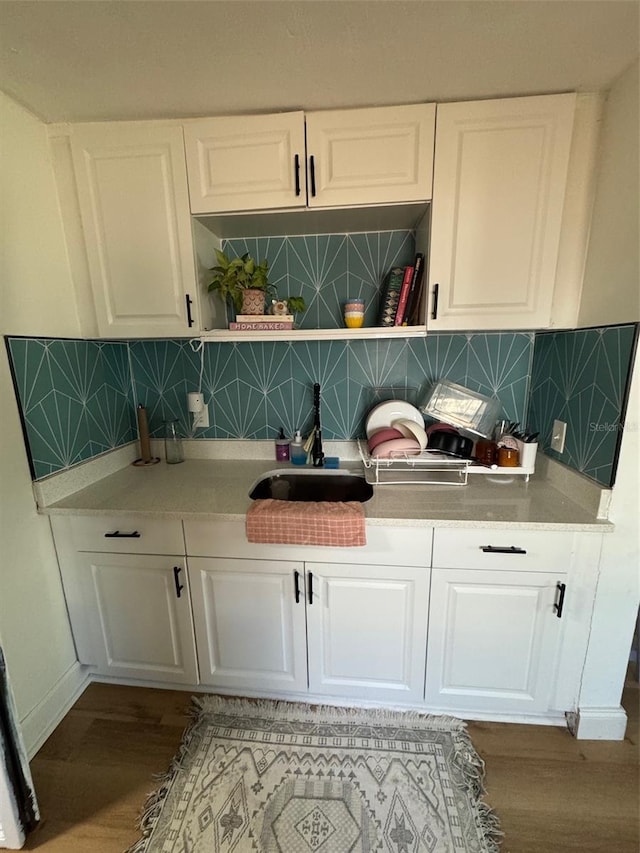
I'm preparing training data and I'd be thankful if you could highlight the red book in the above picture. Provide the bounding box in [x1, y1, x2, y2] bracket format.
[394, 265, 414, 326]
[402, 253, 425, 326]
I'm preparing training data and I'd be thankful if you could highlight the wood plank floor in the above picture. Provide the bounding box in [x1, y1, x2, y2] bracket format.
[24, 680, 638, 852]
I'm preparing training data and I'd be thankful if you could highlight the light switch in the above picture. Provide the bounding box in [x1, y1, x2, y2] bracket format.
[551, 419, 567, 453]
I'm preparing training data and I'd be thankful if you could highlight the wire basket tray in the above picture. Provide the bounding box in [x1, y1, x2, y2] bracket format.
[357, 440, 469, 486]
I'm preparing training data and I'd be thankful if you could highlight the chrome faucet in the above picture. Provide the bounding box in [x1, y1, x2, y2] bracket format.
[311, 383, 324, 468]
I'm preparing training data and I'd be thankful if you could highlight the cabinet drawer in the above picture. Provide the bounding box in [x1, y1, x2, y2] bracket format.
[69, 515, 184, 555]
[432, 528, 575, 571]
[184, 520, 432, 567]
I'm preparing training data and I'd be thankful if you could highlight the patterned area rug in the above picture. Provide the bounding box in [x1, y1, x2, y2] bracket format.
[128, 697, 502, 853]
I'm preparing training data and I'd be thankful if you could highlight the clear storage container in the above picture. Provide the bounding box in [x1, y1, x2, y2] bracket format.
[419, 380, 501, 438]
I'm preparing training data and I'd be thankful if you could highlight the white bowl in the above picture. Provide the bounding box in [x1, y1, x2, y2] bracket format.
[391, 417, 428, 449]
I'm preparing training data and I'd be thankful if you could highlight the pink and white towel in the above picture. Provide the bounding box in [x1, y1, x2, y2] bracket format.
[246, 499, 366, 547]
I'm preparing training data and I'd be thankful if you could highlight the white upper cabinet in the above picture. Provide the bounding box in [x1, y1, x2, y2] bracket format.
[184, 104, 435, 215]
[70, 122, 200, 337]
[184, 111, 306, 214]
[305, 103, 435, 208]
[427, 94, 576, 330]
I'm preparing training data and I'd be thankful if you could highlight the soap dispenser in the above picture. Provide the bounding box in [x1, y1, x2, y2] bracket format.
[275, 427, 290, 462]
[290, 430, 306, 465]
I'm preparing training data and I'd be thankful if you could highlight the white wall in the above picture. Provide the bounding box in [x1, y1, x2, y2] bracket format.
[0, 91, 84, 752]
[578, 59, 640, 326]
[575, 60, 640, 738]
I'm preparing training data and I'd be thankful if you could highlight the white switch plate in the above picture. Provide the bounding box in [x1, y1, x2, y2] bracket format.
[551, 419, 567, 453]
[193, 405, 209, 429]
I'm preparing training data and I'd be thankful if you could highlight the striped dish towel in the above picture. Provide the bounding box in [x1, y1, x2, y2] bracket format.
[246, 499, 366, 547]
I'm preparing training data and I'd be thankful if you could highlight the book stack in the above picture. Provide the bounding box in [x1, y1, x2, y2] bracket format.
[229, 314, 294, 331]
[377, 253, 426, 327]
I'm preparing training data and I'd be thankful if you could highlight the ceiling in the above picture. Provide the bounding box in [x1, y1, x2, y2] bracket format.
[1, 1, 638, 124]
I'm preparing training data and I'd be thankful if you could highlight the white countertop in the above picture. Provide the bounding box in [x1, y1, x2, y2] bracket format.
[40, 454, 613, 531]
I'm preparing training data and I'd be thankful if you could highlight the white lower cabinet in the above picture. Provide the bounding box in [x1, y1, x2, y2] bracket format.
[188, 556, 429, 703]
[74, 552, 198, 684]
[53, 515, 602, 725]
[51, 516, 199, 685]
[188, 556, 308, 693]
[425, 568, 566, 714]
[305, 562, 429, 703]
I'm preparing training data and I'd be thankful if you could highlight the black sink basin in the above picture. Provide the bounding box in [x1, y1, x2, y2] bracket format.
[249, 470, 373, 503]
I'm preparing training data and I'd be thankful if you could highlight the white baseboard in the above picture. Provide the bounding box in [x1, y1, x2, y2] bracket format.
[20, 662, 91, 759]
[575, 705, 628, 740]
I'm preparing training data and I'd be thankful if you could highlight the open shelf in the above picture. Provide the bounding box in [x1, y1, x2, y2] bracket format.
[199, 325, 427, 343]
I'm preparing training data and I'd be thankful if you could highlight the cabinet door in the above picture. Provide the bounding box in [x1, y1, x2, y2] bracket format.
[189, 557, 308, 693]
[184, 112, 306, 214]
[428, 94, 576, 330]
[76, 553, 198, 684]
[425, 568, 565, 713]
[306, 562, 429, 702]
[306, 103, 435, 208]
[70, 122, 199, 337]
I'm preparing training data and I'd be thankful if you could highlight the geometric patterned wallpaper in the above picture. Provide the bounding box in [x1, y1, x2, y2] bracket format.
[129, 331, 534, 442]
[528, 323, 638, 486]
[222, 232, 416, 329]
[5, 337, 136, 479]
[8, 331, 534, 480]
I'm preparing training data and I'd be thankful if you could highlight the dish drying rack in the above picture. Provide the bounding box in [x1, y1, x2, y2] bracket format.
[357, 440, 536, 486]
[358, 440, 470, 485]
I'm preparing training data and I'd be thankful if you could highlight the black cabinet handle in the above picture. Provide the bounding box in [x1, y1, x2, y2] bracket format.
[173, 566, 184, 599]
[294, 570, 301, 604]
[554, 582, 566, 618]
[185, 294, 194, 328]
[309, 155, 316, 197]
[481, 545, 527, 555]
[104, 530, 140, 539]
[308, 571, 313, 604]
[431, 283, 439, 320]
[294, 154, 301, 197]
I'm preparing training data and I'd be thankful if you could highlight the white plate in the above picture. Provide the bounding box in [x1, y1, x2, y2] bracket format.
[365, 400, 424, 438]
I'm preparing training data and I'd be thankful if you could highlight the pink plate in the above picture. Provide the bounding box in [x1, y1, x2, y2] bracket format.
[370, 437, 421, 459]
[367, 427, 405, 453]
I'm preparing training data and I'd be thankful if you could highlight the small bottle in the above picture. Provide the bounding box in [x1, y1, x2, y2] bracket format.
[290, 430, 307, 465]
[275, 427, 290, 462]
[164, 419, 184, 464]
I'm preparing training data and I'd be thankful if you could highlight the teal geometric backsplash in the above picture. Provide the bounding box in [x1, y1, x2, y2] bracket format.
[528, 323, 638, 486]
[129, 332, 533, 443]
[222, 232, 416, 328]
[6, 337, 136, 478]
[8, 332, 534, 480]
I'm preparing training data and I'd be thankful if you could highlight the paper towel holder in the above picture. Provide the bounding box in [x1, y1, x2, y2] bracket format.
[132, 403, 161, 467]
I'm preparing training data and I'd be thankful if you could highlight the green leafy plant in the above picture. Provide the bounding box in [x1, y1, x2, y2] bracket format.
[285, 296, 306, 315]
[208, 249, 306, 317]
[207, 250, 274, 313]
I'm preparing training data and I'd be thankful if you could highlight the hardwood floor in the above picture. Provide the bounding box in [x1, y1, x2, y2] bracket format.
[24, 680, 638, 852]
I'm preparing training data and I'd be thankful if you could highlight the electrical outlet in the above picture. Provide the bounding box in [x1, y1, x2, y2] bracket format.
[551, 419, 567, 453]
[192, 404, 209, 429]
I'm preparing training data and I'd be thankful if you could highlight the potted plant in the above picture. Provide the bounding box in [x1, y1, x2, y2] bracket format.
[207, 249, 274, 316]
[208, 249, 307, 322]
